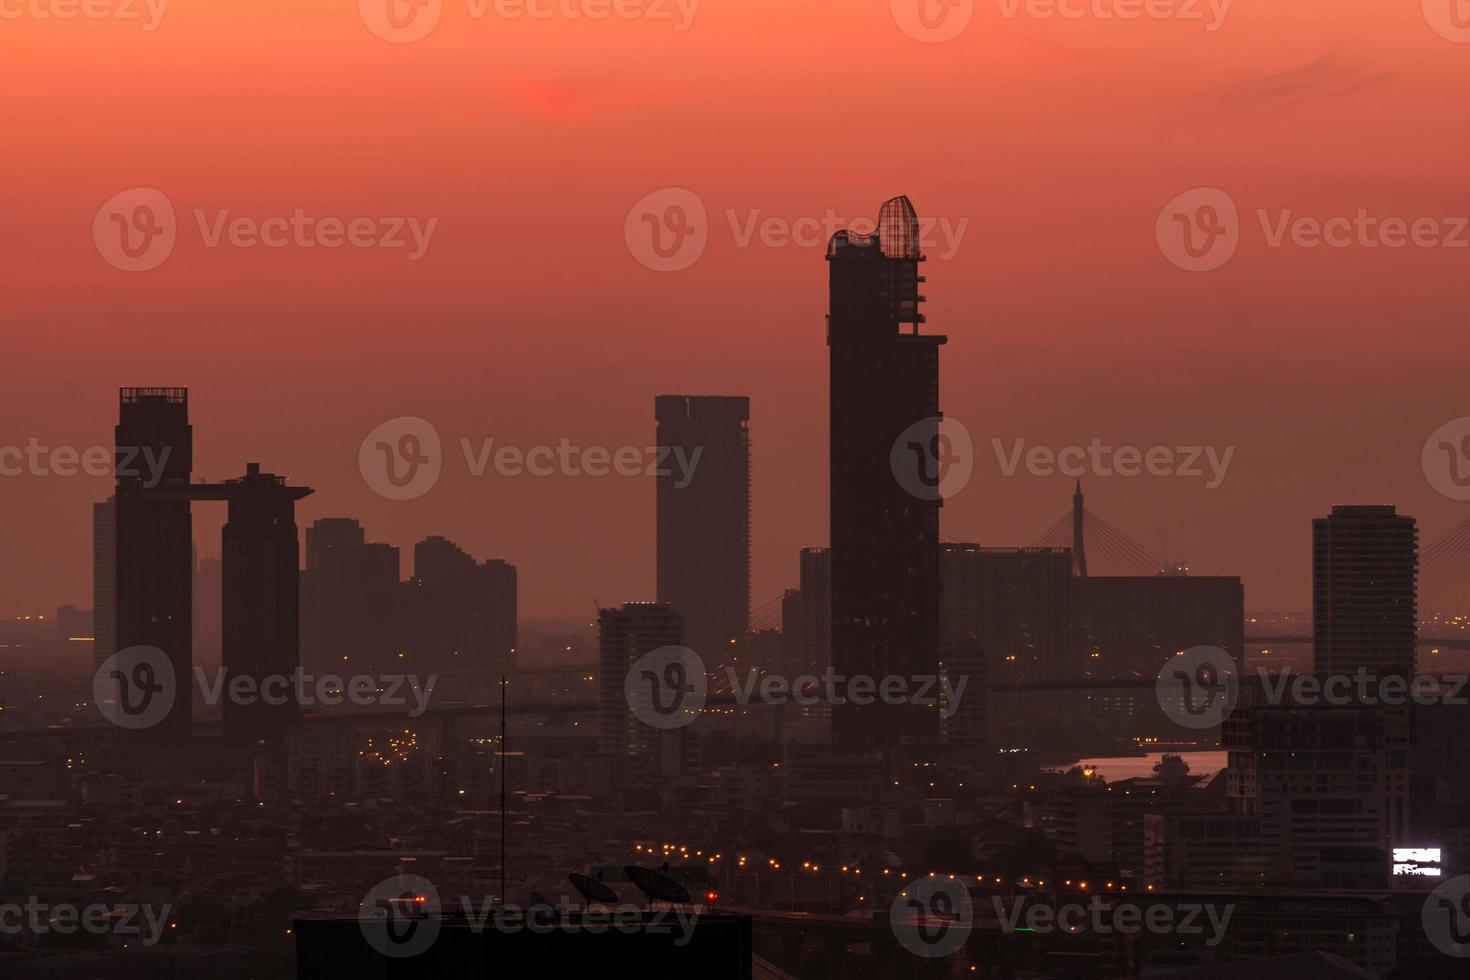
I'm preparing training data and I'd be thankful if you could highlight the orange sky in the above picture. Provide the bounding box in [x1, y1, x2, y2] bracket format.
[3, 0, 1469, 620]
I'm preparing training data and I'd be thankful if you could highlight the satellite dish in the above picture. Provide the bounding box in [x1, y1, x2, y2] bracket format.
[624, 865, 691, 905]
[570, 873, 618, 904]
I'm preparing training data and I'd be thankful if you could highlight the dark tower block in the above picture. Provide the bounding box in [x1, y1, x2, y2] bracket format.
[827, 196, 947, 748]
[654, 395, 751, 660]
[114, 387, 194, 738]
[219, 464, 313, 747]
[1313, 505, 1418, 677]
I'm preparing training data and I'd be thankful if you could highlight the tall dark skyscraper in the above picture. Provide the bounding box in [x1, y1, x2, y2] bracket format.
[216, 464, 313, 747]
[113, 387, 194, 737]
[827, 196, 945, 747]
[654, 394, 750, 659]
[1312, 505, 1418, 676]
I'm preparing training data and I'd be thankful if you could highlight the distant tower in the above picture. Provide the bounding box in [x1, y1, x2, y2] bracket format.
[827, 196, 946, 748]
[218, 463, 312, 747]
[1313, 505, 1418, 676]
[1072, 480, 1088, 579]
[654, 395, 751, 659]
[411, 535, 517, 672]
[302, 518, 401, 674]
[114, 387, 194, 738]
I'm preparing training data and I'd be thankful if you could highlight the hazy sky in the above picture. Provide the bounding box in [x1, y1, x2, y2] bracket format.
[3, 0, 1469, 621]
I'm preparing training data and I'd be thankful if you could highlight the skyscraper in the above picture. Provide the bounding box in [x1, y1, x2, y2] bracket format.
[217, 464, 312, 747]
[827, 196, 945, 747]
[1313, 505, 1418, 676]
[654, 394, 750, 659]
[91, 497, 115, 672]
[113, 387, 194, 737]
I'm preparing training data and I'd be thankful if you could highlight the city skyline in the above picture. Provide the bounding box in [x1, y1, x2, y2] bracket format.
[4, 3, 1470, 973]
[7, 379, 1470, 625]
[6, 4, 1470, 624]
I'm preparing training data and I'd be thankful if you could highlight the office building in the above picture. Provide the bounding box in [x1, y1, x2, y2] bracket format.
[113, 387, 194, 737]
[217, 463, 313, 747]
[827, 196, 945, 747]
[1313, 505, 1418, 676]
[654, 394, 750, 658]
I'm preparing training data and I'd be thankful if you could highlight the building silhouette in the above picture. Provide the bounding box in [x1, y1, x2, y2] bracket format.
[654, 394, 750, 659]
[598, 601, 684, 758]
[301, 518, 400, 674]
[91, 496, 115, 671]
[193, 552, 222, 671]
[1080, 573, 1244, 682]
[1312, 505, 1418, 676]
[215, 464, 313, 747]
[412, 535, 518, 673]
[827, 196, 945, 747]
[1225, 685, 1411, 886]
[113, 387, 194, 737]
[941, 544, 1075, 685]
[108, 388, 315, 745]
[798, 547, 831, 677]
[480, 558, 518, 671]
